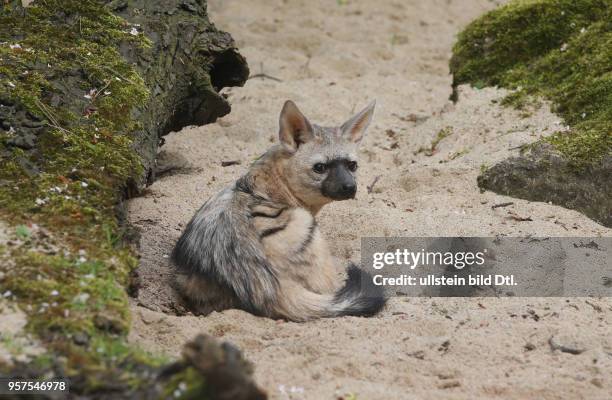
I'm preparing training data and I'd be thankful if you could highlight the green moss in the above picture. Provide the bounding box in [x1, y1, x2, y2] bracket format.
[450, 0, 612, 168]
[500, 91, 542, 114]
[5, 249, 133, 334]
[162, 367, 209, 400]
[0, 0, 168, 392]
[546, 127, 611, 167]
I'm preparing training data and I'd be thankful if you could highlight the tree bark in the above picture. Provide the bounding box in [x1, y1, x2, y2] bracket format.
[0, 0, 255, 396]
[108, 0, 249, 188]
[1, 0, 249, 191]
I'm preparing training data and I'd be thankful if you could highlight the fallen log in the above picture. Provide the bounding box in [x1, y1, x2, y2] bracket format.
[0, 0, 257, 396]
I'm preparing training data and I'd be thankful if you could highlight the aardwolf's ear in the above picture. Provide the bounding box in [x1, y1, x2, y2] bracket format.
[341, 100, 375, 143]
[279, 100, 314, 153]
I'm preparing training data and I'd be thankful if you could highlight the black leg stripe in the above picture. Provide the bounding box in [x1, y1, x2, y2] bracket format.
[251, 207, 286, 219]
[297, 219, 317, 253]
[260, 223, 289, 238]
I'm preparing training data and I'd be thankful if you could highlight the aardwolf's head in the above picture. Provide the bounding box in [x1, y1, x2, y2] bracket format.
[277, 100, 375, 209]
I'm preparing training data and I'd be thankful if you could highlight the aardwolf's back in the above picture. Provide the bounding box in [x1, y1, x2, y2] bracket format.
[171, 186, 279, 316]
[171, 180, 385, 321]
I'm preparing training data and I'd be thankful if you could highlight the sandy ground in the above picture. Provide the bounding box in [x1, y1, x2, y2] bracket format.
[126, 1, 612, 398]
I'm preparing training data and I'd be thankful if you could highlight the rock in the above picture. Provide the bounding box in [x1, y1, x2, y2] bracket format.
[438, 380, 461, 389]
[72, 332, 90, 346]
[548, 334, 587, 355]
[478, 143, 612, 227]
[451, 0, 611, 227]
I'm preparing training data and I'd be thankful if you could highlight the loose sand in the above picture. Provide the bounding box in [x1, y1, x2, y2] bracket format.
[127, 1, 612, 398]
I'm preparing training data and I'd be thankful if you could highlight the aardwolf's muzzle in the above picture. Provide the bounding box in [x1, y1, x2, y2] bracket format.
[321, 162, 357, 200]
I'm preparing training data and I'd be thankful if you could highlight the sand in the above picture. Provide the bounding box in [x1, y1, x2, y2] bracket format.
[126, 1, 612, 398]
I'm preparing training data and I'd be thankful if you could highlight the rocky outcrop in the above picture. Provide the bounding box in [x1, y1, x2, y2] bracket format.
[478, 143, 612, 227]
[450, 0, 611, 227]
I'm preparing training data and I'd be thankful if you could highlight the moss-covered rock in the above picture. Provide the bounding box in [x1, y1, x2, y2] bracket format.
[450, 0, 611, 226]
[478, 143, 611, 226]
[0, 0, 255, 397]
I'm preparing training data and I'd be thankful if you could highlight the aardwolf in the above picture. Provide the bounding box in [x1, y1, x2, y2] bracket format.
[171, 100, 386, 321]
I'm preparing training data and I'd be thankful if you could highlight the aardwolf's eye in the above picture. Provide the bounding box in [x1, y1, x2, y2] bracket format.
[347, 161, 358, 172]
[313, 163, 327, 174]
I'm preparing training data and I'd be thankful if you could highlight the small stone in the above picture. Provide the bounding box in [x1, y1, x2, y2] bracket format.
[549, 334, 587, 355]
[438, 380, 461, 389]
[73, 332, 89, 346]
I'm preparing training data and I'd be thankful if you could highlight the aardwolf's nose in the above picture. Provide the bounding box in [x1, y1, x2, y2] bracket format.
[341, 183, 356, 198]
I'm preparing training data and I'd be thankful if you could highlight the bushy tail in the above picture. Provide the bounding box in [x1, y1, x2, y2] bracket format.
[330, 264, 387, 317]
[275, 264, 387, 321]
